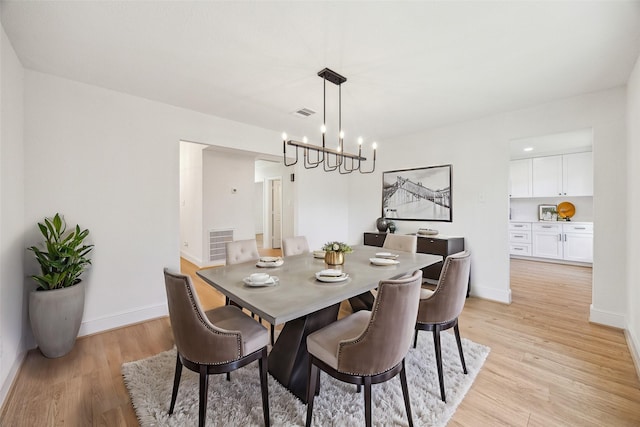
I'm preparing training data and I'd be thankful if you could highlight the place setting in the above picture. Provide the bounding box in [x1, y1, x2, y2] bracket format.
[242, 272, 279, 287]
[369, 252, 401, 266]
[255, 256, 284, 268]
[315, 268, 349, 284]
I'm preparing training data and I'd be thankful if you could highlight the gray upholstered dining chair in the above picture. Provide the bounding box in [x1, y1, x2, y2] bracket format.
[305, 269, 423, 427]
[413, 251, 471, 403]
[349, 233, 418, 313]
[282, 236, 310, 257]
[225, 238, 275, 345]
[226, 239, 261, 265]
[383, 234, 418, 253]
[163, 269, 270, 427]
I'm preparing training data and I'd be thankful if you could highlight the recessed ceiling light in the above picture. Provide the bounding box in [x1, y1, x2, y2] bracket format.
[523, 147, 534, 152]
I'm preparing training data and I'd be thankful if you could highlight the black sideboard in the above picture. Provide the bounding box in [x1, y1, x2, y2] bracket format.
[363, 232, 465, 286]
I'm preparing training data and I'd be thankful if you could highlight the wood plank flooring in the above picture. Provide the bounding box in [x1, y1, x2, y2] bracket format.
[2, 258, 639, 426]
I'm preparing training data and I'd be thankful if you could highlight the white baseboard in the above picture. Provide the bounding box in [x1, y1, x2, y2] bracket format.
[180, 251, 203, 267]
[180, 251, 225, 269]
[589, 304, 626, 328]
[471, 284, 512, 304]
[78, 303, 168, 337]
[625, 328, 640, 381]
[0, 344, 26, 413]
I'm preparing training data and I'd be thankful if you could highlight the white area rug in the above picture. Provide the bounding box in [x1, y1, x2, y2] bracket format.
[122, 331, 489, 426]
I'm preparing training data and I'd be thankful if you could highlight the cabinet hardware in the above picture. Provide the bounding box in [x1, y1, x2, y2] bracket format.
[564, 234, 567, 241]
[574, 227, 586, 230]
[558, 234, 562, 241]
[514, 225, 524, 228]
[514, 247, 523, 251]
[514, 235, 524, 238]
[542, 225, 552, 228]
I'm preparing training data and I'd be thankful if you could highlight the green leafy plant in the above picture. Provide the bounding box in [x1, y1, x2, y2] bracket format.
[28, 213, 94, 291]
[321, 241, 353, 253]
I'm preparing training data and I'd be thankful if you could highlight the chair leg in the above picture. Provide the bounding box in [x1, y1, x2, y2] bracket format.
[315, 367, 320, 396]
[198, 365, 209, 427]
[258, 348, 270, 427]
[306, 360, 319, 427]
[169, 353, 183, 414]
[226, 372, 231, 381]
[399, 360, 414, 427]
[454, 322, 468, 374]
[413, 328, 419, 349]
[363, 376, 372, 427]
[432, 327, 446, 402]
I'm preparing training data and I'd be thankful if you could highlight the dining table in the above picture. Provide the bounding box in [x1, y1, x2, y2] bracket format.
[197, 244, 440, 402]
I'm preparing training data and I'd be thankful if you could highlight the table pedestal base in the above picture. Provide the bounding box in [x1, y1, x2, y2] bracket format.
[268, 303, 341, 402]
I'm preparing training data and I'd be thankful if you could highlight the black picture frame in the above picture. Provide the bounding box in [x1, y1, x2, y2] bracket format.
[382, 164, 453, 222]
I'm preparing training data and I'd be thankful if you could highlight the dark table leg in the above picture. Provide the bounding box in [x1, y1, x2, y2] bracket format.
[268, 303, 341, 402]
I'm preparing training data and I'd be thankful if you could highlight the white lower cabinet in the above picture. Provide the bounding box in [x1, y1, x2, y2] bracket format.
[562, 223, 593, 262]
[532, 223, 563, 259]
[510, 221, 593, 263]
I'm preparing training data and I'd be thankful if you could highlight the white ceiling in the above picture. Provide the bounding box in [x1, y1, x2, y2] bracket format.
[2, 1, 640, 150]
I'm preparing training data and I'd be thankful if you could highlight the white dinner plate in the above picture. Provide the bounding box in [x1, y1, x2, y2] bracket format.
[243, 276, 279, 287]
[317, 269, 343, 277]
[369, 257, 400, 266]
[259, 256, 280, 262]
[375, 252, 399, 259]
[315, 272, 349, 283]
[256, 259, 284, 268]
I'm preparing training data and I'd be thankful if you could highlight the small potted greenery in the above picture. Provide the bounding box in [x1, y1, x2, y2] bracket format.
[322, 241, 353, 265]
[28, 213, 94, 358]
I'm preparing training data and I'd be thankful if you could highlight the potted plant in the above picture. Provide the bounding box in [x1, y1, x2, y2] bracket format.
[28, 213, 94, 358]
[322, 241, 353, 266]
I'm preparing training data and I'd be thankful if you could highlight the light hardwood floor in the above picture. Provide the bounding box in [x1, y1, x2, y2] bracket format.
[2, 258, 639, 426]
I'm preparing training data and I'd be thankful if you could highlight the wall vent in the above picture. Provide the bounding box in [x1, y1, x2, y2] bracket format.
[209, 229, 233, 262]
[293, 108, 316, 118]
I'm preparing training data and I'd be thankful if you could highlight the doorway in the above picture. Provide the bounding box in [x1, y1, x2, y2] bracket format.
[266, 177, 282, 249]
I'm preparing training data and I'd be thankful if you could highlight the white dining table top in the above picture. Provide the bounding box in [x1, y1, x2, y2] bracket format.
[196, 245, 440, 325]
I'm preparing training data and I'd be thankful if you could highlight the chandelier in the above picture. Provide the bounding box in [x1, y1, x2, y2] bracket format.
[282, 68, 376, 174]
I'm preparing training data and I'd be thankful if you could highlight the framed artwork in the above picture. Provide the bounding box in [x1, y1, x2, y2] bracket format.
[382, 164, 452, 222]
[538, 204, 557, 221]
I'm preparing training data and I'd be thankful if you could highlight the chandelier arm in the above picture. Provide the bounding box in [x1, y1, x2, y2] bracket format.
[339, 156, 356, 174]
[303, 148, 321, 169]
[283, 140, 298, 166]
[358, 147, 376, 174]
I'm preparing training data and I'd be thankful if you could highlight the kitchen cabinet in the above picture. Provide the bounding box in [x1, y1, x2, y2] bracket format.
[532, 223, 563, 259]
[532, 152, 593, 197]
[563, 152, 593, 196]
[562, 223, 593, 262]
[509, 222, 532, 256]
[510, 221, 593, 264]
[509, 159, 532, 198]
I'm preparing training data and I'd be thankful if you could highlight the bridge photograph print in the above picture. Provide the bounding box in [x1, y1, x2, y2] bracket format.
[382, 164, 452, 222]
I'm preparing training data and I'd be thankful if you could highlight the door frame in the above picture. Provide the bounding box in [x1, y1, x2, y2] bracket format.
[264, 176, 282, 249]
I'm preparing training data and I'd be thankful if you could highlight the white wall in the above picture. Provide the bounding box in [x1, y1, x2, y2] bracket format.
[349, 87, 628, 323]
[626, 54, 640, 372]
[179, 141, 205, 265]
[0, 24, 26, 406]
[22, 71, 310, 337]
[202, 149, 256, 247]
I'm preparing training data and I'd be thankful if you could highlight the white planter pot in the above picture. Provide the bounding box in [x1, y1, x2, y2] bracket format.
[29, 282, 85, 358]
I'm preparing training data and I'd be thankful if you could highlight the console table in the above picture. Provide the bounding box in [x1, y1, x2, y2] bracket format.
[363, 232, 466, 287]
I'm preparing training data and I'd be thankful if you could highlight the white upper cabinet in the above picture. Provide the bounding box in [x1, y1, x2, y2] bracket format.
[563, 151, 593, 196]
[509, 158, 532, 198]
[532, 155, 563, 197]
[531, 152, 593, 197]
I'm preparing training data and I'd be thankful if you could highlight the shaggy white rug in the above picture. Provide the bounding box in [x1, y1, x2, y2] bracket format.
[122, 331, 489, 426]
